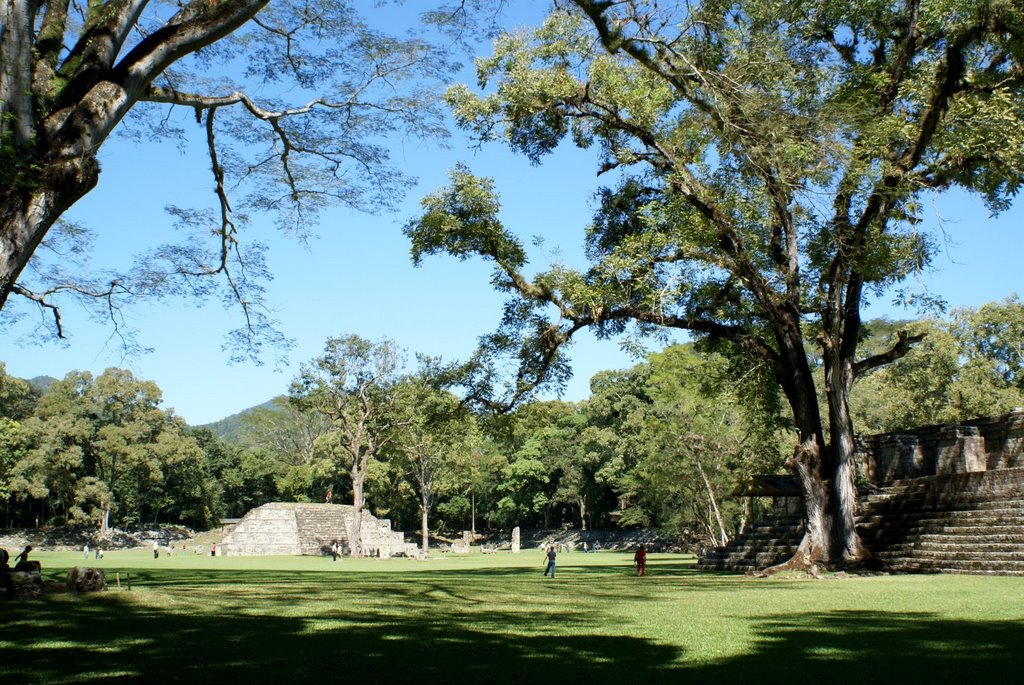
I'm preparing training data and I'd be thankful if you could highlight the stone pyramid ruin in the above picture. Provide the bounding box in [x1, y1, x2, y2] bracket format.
[219, 502, 411, 557]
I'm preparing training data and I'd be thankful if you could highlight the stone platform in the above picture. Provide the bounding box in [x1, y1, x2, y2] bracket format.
[218, 502, 407, 557]
[700, 408, 1024, 575]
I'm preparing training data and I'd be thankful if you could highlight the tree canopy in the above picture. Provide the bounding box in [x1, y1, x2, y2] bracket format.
[2, 301, 1020, 541]
[290, 334, 407, 556]
[0, 0, 491, 356]
[407, 0, 1024, 570]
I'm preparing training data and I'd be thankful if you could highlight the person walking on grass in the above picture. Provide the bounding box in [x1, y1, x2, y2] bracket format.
[543, 545, 557, 578]
[634, 544, 647, 576]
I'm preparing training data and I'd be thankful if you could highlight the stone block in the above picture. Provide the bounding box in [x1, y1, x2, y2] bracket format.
[67, 566, 107, 593]
[935, 426, 984, 475]
[6, 571, 42, 599]
[878, 435, 924, 481]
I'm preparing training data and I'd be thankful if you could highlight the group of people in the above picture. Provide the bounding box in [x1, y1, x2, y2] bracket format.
[542, 543, 648, 578]
[83, 543, 104, 559]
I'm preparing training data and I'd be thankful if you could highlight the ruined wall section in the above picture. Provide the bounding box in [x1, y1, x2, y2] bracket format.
[855, 408, 1024, 484]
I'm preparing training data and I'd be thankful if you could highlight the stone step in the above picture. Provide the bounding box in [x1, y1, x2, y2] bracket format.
[875, 539, 1024, 554]
[877, 542, 1024, 556]
[699, 563, 759, 573]
[886, 559, 1024, 575]
[868, 534, 1024, 550]
[704, 536, 798, 557]
[722, 527, 805, 541]
[856, 520, 1024, 536]
[713, 546, 798, 562]
[707, 549, 800, 568]
[858, 511, 1024, 528]
[859, 500, 1024, 517]
[862, 481, 1024, 498]
[863, 476, 1024, 490]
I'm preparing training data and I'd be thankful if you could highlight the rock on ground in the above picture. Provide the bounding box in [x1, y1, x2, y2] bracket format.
[67, 567, 107, 593]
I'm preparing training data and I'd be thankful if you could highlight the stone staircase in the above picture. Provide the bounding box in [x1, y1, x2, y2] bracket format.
[857, 469, 1024, 575]
[293, 504, 352, 555]
[699, 468, 1024, 575]
[698, 508, 804, 573]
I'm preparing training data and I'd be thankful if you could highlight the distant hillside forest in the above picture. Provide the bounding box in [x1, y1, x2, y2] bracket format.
[2, 299, 1022, 545]
[197, 398, 279, 444]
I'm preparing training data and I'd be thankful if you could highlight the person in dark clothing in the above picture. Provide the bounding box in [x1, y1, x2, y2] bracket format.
[543, 546, 557, 578]
[14, 545, 32, 566]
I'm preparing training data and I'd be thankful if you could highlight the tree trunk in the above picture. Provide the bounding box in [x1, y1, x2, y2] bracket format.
[0, 169, 99, 308]
[420, 503, 429, 555]
[738, 497, 749, 536]
[764, 313, 843, 573]
[778, 436, 836, 573]
[577, 495, 587, 531]
[825, 346, 873, 564]
[694, 453, 728, 547]
[350, 464, 364, 558]
[470, 491, 476, 536]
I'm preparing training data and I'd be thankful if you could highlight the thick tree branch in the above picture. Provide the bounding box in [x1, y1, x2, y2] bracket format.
[54, 0, 151, 110]
[852, 329, 926, 378]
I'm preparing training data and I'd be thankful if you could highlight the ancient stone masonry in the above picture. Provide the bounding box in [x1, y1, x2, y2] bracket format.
[701, 409, 1024, 575]
[854, 408, 1024, 482]
[218, 503, 408, 557]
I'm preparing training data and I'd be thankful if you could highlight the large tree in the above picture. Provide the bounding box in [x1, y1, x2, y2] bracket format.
[407, 0, 1024, 571]
[0, 0, 469, 352]
[391, 370, 474, 553]
[290, 334, 405, 557]
[11, 367, 204, 530]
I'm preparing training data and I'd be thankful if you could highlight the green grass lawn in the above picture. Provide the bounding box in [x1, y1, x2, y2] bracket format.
[3, 549, 1022, 684]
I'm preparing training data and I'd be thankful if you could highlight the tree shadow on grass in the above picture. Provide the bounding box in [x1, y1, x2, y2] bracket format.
[1, 589, 681, 684]
[4, 570, 1020, 684]
[696, 609, 1023, 684]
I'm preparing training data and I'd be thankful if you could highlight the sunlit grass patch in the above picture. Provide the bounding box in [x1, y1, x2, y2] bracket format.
[2, 550, 1022, 684]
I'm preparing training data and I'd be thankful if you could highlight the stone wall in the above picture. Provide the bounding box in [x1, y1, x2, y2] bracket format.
[702, 409, 1024, 574]
[219, 502, 407, 557]
[855, 408, 1024, 484]
[700, 467, 1024, 575]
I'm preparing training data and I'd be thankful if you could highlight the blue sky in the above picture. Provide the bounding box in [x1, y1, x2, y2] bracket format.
[1, 2, 1021, 425]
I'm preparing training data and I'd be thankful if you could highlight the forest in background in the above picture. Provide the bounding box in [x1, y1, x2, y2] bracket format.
[2, 297, 1022, 549]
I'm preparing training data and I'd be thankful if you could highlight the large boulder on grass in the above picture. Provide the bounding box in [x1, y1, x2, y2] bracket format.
[67, 567, 107, 593]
